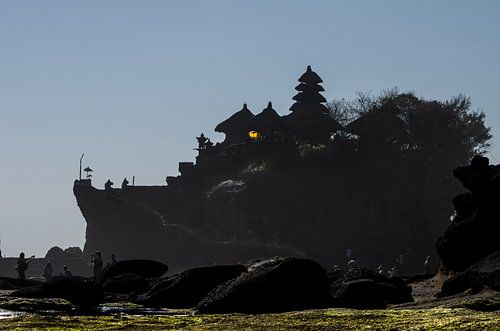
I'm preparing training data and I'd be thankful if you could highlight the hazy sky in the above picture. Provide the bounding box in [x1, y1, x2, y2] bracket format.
[1, 1, 499, 257]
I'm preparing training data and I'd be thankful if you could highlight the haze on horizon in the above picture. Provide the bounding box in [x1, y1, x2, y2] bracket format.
[0, 0, 499, 257]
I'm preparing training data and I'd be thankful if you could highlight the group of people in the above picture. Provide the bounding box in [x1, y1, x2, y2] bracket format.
[91, 251, 117, 276]
[14, 250, 118, 280]
[332, 254, 434, 277]
[104, 178, 132, 190]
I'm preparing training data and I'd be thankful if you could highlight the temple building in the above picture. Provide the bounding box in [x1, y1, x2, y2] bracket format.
[246, 102, 285, 141]
[215, 103, 255, 144]
[285, 65, 342, 141]
[214, 65, 341, 145]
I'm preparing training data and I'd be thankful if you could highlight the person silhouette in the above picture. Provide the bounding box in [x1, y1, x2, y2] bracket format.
[62, 265, 72, 277]
[424, 256, 432, 274]
[121, 178, 129, 189]
[91, 251, 103, 276]
[15, 252, 30, 279]
[105, 180, 114, 190]
[43, 262, 54, 281]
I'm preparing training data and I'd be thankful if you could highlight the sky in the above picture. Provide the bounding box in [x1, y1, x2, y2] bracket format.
[0, 1, 499, 257]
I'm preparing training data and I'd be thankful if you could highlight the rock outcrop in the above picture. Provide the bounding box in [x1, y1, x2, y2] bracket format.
[11, 276, 104, 307]
[137, 264, 247, 308]
[436, 156, 500, 272]
[329, 268, 413, 308]
[0, 277, 43, 290]
[197, 257, 330, 313]
[439, 250, 500, 297]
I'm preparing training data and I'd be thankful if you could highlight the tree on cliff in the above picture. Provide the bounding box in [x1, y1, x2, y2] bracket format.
[328, 90, 491, 169]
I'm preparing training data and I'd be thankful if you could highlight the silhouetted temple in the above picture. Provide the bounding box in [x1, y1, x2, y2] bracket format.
[74, 65, 458, 273]
[215, 103, 255, 144]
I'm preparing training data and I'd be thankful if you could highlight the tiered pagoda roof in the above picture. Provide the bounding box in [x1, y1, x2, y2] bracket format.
[289, 65, 330, 117]
[286, 66, 342, 138]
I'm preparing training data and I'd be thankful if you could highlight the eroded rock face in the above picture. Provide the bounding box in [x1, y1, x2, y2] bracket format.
[137, 264, 247, 308]
[197, 257, 330, 313]
[436, 156, 500, 272]
[74, 182, 297, 273]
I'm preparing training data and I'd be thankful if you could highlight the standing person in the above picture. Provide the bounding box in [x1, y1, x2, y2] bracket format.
[15, 253, 30, 279]
[62, 265, 72, 277]
[424, 256, 432, 274]
[43, 262, 54, 281]
[91, 251, 103, 276]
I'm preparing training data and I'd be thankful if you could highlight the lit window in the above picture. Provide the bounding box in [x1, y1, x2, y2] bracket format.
[248, 131, 260, 140]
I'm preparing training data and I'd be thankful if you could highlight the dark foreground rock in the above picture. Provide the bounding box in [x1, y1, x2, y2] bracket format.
[11, 276, 104, 307]
[137, 264, 247, 308]
[0, 277, 43, 290]
[329, 269, 413, 308]
[197, 257, 330, 313]
[95, 259, 168, 285]
[102, 273, 150, 295]
[440, 250, 500, 297]
[436, 156, 500, 272]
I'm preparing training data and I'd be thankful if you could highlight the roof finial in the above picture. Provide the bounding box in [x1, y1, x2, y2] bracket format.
[243, 102, 247, 109]
[267, 101, 273, 108]
[307, 65, 312, 71]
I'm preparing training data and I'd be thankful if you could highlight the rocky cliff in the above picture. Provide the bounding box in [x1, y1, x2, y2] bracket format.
[74, 139, 456, 273]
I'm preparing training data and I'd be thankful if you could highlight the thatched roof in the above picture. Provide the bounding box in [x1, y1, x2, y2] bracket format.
[298, 65, 323, 84]
[246, 102, 285, 133]
[215, 103, 255, 134]
[295, 82, 324, 92]
[289, 102, 329, 115]
[292, 91, 327, 103]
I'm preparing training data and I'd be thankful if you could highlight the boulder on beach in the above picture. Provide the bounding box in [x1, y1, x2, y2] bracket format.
[329, 268, 413, 308]
[197, 257, 330, 313]
[95, 259, 168, 285]
[11, 276, 104, 307]
[436, 156, 500, 272]
[137, 264, 247, 308]
[0, 277, 43, 290]
[102, 273, 150, 295]
[439, 250, 500, 297]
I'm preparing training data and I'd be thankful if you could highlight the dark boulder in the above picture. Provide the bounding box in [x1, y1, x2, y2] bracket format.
[63, 247, 84, 259]
[45, 246, 84, 260]
[468, 250, 500, 291]
[45, 246, 66, 259]
[0, 277, 43, 290]
[329, 268, 413, 308]
[439, 250, 500, 297]
[197, 257, 330, 313]
[439, 272, 471, 297]
[102, 273, 150, 295]
[11, 276, 104, 307]
[436, 156, 500, 272]
[137, 264, 246, 308]
[95, 259, 168, 285]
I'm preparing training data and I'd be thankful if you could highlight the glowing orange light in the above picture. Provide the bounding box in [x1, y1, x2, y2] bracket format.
[248, 131, 260, 140]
